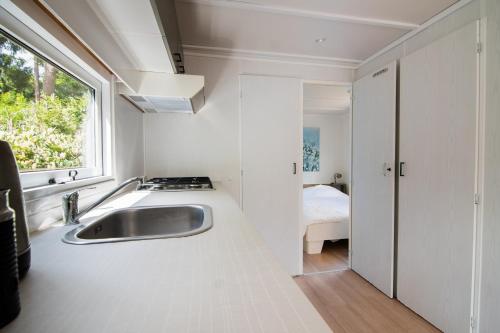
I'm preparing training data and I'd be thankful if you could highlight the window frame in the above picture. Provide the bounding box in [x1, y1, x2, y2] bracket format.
[0, 4, 113, 190]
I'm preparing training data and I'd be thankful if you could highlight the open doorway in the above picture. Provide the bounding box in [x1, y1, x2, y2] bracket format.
[301, 81, 352, 274]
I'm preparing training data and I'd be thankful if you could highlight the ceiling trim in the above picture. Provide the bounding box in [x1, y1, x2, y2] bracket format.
[303, 80, 352, 87]
[183, 44, 362, 69]
[359, 0, 473, 68]
[303, 108, 349, 115]
[303, 97, 350, 102]
[304, 107, 349, 111]
[176, 0, 419, 30]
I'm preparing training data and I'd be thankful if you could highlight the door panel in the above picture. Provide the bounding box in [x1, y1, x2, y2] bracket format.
[352, 61, 397, 297]
[240, 75, 302, 276]
[398, 21, 478, 332]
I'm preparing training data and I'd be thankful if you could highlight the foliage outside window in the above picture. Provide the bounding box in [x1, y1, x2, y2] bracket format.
[0, 30, 95, 172]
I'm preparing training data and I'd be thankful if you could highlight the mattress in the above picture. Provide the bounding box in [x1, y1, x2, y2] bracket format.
[303, 185, 349, 230]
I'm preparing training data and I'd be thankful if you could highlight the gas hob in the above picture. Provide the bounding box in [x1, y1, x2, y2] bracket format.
[137, 177, 214, 191]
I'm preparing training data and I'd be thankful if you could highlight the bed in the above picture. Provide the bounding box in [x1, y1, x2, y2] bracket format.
[303, 185, 349, 254]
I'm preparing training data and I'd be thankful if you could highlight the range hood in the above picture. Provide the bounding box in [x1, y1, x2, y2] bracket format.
[118, 72, 205, 114]
[118, 0, 205, 114]
[39, 0, 206, 114]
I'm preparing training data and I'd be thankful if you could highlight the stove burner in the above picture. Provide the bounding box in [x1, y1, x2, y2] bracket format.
[139, 177, 214, 191]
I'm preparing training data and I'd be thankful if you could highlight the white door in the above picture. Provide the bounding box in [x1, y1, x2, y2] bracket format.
[398, 21, 478, 333]
[240, 75, 302, 276]
[351, 61, 397, 297]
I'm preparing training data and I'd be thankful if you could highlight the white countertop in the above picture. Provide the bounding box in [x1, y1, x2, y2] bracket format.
[3, 184, 331, 333]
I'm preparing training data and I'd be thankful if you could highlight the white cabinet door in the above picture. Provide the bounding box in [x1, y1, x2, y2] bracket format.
[240, 75, 302, 276]
[398, 21, 478, 333]
[352, 61, 397, 297]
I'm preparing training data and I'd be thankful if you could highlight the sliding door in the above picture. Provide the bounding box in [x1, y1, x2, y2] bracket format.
[240, 75, 302, 276]
[398, 21, 479, 332]
[352, 61, 397, 297]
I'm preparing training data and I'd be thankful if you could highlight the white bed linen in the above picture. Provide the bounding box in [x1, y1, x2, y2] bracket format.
[303, 185, 349, 229]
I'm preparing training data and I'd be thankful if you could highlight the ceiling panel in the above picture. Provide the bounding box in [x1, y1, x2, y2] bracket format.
[176, 2, 407, 61]
[175, 0, 461, 65]
[216, 0, 458, 25]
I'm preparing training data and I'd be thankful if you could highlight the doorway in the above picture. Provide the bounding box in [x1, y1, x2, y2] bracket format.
[301, 81, 352, 275]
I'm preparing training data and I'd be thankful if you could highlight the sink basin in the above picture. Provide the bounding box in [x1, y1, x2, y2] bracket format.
[63, 204, 213, 244]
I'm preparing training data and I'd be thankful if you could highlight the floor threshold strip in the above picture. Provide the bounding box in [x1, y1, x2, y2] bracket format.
[302, 267, 350, 276]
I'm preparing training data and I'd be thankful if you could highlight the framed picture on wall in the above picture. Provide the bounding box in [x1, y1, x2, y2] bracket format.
[303, 127, 320, 172]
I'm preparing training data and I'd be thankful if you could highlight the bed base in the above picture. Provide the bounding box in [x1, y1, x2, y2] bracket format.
[304, 240, 325, 254]
[303, 220, 349, 254]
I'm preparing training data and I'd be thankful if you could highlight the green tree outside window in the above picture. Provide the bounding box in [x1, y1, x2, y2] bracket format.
[0, 32, 94, 171]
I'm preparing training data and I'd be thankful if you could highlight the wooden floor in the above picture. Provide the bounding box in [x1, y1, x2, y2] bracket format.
[303, 239, 349, 274]
[295, 270, 441, 333]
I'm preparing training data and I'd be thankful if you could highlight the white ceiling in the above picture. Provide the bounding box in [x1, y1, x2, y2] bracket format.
[198, 0, 458, 25]
[175, 0, 458, 66]
[303, 84, 350, 114]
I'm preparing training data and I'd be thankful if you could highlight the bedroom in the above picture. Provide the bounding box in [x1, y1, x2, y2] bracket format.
[302, 83, 351, 274]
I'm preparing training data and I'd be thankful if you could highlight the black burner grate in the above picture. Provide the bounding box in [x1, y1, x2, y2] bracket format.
[145, 177, 213, 189]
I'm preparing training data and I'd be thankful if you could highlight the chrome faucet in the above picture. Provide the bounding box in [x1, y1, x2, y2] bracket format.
[62, 176, 145, 225]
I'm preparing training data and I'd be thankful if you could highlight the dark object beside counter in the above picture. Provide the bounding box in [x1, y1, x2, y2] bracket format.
[0, 141, 31, 279]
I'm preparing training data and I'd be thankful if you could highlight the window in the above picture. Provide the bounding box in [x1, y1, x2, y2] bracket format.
[0, 30, 97, 169]
[0, 6, 111, 190]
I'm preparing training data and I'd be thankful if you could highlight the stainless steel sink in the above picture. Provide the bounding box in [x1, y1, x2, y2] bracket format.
[63, 204, 213, 244]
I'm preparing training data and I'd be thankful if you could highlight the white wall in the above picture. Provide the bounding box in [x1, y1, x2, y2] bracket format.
[303, 113, 349, 185]
[114, 96, 145, 182]
[143, 55, 353, 202]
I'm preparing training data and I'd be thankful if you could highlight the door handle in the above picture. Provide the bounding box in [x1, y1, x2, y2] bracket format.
[293, 162, 297, 175]
[399, 162, 406, 176]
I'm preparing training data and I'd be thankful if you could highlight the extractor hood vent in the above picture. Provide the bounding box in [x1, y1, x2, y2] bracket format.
[123, 90, 205, 114]
[148, 96, 191, 111]
[119, 72, 205, 114]
[129, 96, 148, 103]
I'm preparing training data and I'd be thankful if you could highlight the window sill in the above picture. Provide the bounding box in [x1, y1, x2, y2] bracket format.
[23, 176, 114, 201]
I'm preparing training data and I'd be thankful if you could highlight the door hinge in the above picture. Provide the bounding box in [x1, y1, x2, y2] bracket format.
[240, 90, 243, 99]
[241, 170, 244, 176]
[474, 193, 480, 205]
[476, 42, 482, 54]
[470, 316, 476, 329]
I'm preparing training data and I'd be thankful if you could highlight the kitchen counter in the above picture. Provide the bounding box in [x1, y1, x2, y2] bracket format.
[3, 184, 331, 333]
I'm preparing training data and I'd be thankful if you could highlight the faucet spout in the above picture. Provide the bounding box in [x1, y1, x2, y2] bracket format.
[62, 176, 145, 225]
